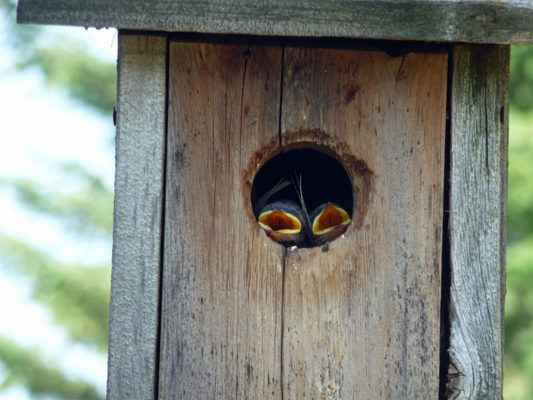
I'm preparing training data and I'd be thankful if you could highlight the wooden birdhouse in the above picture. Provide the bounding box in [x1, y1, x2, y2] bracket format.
[17, 1, 533, 399]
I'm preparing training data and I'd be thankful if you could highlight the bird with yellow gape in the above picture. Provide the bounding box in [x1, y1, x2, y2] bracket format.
[251, 148, 354, 248]
[255, 176, 351, 248]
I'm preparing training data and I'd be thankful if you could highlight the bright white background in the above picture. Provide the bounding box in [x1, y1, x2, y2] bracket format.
[0, 23, 117, 399]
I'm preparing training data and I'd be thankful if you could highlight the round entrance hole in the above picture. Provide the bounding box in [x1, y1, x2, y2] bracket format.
[251, 148, 354, 248]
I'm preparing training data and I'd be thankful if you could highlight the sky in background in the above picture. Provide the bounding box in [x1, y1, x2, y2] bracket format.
[0, 24, 117, 399]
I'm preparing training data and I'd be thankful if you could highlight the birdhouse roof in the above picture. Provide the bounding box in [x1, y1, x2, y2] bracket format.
[17, 0, 533, 44]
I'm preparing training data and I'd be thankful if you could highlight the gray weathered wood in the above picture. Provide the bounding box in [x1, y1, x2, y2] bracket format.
[280, 47, 448, 399]
[159, 42, 285, 399]
[17, 0, 533, 45]
[107, 33, 167, 400]
[447, 44, 509, 400]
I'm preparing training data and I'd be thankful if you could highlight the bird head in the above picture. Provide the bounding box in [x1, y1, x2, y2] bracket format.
[257, 200, 305, 247]
[310, 203, 351, 246]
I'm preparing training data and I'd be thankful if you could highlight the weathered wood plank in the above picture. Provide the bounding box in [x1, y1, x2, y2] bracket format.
[447, 44, 509, 400]
[107, 33, 167, 400]
[280, 47, 448, 399]
[16, 0, 533, 45]
[159, 42, 284, 399]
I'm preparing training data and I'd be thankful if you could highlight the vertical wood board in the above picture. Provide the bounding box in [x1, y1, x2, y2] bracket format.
[447, 44, 509, 400]
[280, 47, 448, 399]
[107, 33, 167, 400]
[160, 42, 285, 399]
[159, 40, 449, 399]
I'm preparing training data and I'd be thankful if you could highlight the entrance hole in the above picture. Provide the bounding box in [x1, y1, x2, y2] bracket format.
[251, 148, 354, 248]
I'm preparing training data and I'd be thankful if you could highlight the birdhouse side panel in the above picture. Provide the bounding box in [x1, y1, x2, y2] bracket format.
[447, 43, 509, 400]
[107, 33, 167, 400]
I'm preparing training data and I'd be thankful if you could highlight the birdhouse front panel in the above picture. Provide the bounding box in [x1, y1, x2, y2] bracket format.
[160, 38, 447, 399]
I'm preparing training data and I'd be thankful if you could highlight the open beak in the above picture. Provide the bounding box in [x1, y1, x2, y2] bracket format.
[311, 203, 351, 245]
[258, 201, 304, 246]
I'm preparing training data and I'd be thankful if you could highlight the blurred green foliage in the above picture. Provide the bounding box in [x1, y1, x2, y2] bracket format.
[0, 165, 113, 399]
[510, 46, 533, 113]
[1, 0, 116, 115]
[3, 163, 114, 237]
[0, 336, 102, 400]
[0, 0, 115, 398]
[0, 232, 111, 351]
[504, 53, 533, 398]
[20, 45, 117, 114]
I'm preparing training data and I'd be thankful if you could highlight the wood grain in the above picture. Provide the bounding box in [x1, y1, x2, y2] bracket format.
[280, 47, 448, 399]
[447, 44, 509, 400]
[16, 0, 533, 45]
[159, 42, 284, 399]
[107, 33, 167, 400]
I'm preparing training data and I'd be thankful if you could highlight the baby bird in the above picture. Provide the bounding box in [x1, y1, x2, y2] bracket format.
[256, 178, 351, 248]
[309, 203, 351, 246]
[257, 200, 306, 247]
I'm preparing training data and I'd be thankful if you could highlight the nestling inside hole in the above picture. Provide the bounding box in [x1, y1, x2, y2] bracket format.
[251, 148, 354, 248]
